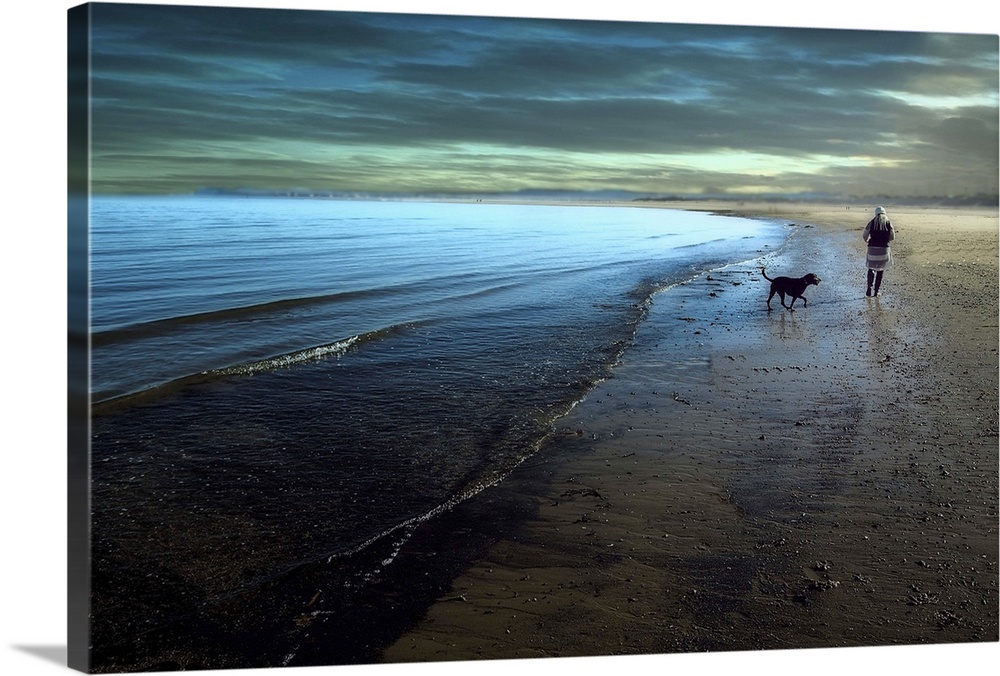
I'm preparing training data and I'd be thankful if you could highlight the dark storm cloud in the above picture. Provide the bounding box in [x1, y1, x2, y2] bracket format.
[85, 3, 998, 195]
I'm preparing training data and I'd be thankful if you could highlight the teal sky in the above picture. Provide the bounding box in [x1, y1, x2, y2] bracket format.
[83, 2, 999, 197]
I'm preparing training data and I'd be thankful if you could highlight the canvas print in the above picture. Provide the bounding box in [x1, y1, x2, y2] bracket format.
[67, 2, 999, 673]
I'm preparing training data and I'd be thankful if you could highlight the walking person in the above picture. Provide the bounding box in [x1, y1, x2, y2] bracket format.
[863, 206, 895, 296]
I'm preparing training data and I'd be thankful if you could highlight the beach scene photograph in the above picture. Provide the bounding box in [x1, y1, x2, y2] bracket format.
[47, 0, 1000, 674]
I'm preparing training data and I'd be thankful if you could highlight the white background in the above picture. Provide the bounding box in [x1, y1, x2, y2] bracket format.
[2, 1, 997, 675]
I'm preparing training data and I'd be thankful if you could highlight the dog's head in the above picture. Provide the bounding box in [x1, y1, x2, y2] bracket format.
[804, 273, 821, 286]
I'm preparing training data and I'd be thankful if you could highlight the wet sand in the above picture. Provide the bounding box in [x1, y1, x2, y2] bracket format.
[379, 203, 998, 666]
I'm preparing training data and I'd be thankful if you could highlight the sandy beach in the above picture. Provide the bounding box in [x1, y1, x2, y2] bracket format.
[378, 202, 998, 664]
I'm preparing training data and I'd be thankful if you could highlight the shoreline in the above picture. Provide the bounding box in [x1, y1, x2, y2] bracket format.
[376, 202, 998, 663]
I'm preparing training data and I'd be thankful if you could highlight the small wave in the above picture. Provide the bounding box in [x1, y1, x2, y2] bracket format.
[210, 336, 360, 377]
[91, 288, 393, 347]
[91, 323, 417, 413]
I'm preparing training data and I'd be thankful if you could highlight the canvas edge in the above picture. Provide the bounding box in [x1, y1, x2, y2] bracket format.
[68, 3, 92, 673]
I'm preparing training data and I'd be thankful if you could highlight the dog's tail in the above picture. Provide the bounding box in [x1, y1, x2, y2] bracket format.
[761, 267, 773, 281]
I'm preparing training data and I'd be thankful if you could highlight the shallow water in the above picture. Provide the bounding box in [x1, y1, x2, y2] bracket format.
[87, 195, 786, 665]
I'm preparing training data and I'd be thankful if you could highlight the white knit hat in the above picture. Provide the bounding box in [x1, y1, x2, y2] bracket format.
[874, 206, 886, 214]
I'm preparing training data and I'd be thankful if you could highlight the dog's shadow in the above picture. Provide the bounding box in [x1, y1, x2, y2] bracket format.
[762, 295, 857, 313]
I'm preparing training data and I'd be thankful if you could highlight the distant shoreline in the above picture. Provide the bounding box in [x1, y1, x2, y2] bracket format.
[91, 187, 1000, 210]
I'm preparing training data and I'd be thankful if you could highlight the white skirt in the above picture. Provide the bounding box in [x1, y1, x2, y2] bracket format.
[866, 245, 891, 271]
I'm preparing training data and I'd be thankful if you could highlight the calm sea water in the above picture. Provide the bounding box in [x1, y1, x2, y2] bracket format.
[87, 195, 785, 666]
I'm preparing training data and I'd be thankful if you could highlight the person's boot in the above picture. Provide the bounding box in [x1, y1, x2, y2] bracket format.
[873, 271, 883, 297]
[866, 270, 875, 296]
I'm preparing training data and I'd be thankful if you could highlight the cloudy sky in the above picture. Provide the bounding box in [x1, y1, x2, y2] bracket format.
[82, 1, 998, 197]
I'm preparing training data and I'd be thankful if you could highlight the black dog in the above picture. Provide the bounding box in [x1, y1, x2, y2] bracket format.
[761, 267, 820, 311]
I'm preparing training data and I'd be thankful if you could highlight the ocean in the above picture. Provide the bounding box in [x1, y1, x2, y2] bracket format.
[86, 195, 787, 669]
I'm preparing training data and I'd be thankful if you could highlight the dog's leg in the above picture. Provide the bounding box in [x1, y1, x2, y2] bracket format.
[767, 288, 776, 310]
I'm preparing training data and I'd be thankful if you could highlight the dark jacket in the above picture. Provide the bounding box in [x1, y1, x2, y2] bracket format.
[864, 217, 894, 248]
